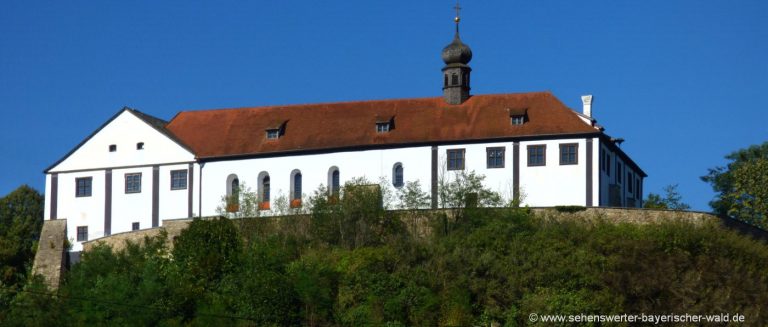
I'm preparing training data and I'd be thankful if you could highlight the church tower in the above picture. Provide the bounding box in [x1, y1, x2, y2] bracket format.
[441, 2, 473, 105]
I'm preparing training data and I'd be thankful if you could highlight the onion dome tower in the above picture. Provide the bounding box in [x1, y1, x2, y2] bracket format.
[442, 1, 473, 105]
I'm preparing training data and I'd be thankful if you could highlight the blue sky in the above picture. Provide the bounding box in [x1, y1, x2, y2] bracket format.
[1, 1, 766, 211]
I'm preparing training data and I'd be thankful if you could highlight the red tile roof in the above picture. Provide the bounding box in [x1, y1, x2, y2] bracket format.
[165, 92, 600, 159]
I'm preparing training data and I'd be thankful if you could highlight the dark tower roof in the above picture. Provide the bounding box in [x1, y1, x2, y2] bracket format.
[441, 2, 472, 66]
[441, 32, 472, 65]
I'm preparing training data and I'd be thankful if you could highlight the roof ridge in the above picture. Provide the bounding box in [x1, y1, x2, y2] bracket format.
[170, 91, 554, 117]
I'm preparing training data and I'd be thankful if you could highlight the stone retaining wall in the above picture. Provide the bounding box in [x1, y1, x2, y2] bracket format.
[31, 219, 68, 290]
[82, 218, 194, 253]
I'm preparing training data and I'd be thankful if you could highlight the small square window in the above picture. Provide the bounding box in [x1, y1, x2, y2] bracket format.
[75, 177, 92, 197]
[447, 149, 465, 170]
[171, 170, 188, 190]
[559, 143, 578, 165]
[136, 142, 144, 150]
[125, 173, 142, 193]
[109, 144, 117, 152]
[132, 222, 140, 231]
[77, 226, 88, 242]
[527, 145, 546, 166]
[486, 147, 505, 168]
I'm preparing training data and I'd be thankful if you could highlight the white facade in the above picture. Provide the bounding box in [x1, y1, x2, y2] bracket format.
[199, 146, 432, 216]
[45, 108, 644, 252]
[45, 110, 195, 251]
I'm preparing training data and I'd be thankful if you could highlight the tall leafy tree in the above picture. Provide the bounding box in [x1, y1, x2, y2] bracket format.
[0, 185, 44, 287]
[702, 142, 768, 228]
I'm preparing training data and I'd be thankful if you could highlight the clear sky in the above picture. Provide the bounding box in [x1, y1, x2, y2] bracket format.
[1, 1, 766, 211]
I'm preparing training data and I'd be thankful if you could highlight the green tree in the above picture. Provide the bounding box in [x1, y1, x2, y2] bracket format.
[0, 185, 43, 318]
[721, 158, 768, 228]
[396, 180, 431, 209]
[643, 184, 691, 210]
[172, 217, 243, 283]
[216, 182, 260, 219]
[310, 179, 403, 249]
[438, 170, 502, 209]
[702, 142, 768, 228]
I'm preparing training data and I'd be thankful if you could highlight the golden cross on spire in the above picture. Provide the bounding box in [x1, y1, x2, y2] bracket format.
[453, 1, 461, 23]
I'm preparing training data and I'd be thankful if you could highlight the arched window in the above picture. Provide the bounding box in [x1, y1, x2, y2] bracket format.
[444, 74, 448, 87]
[226, 174, 240, 212]
[257, 171, 270, 209]
[290, 170, 303, 208]
[328, 167, 340, 196]
[451, 73, 458, 85]
[262, 176, 270, 202]
[292, 171, 302, 200]
[392, 163, 404, 188]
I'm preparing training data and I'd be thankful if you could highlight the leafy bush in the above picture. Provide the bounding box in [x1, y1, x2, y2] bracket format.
[554, 205, 587, 213]
[5, 195, 768, 326]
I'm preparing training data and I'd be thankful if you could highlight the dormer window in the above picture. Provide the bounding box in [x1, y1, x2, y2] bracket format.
[109, 144, 117, 152]
[266, 129, 280, 140]
[265, 121, 287, 140]
[376, 116, 395, 133]
[376, 122, 390, 133]
[508, 108, 528, 126]
[136, 142, 144, 150]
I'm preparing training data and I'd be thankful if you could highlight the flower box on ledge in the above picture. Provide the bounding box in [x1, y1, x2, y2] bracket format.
[259, 201, 271, 210]
[226, 203, 239, 213]
[290, 199, 302, 208]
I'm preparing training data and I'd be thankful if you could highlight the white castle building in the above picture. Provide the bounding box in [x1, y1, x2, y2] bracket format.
[44, 17, 645, 251]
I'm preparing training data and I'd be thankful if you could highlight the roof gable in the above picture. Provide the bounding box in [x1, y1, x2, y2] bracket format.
[46, 108, 195, 173]
[165, 92, 600, 159]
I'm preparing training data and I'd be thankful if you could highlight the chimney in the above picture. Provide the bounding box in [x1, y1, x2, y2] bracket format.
[581, 95, 593, 117]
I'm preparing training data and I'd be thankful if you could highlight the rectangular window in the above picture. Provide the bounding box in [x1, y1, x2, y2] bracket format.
[109, 144, 117, 152]
[125, 173, 142, 194]
[171, 170, 188, 190]
[76, 226, 88, 242]
[601, 149, 608, 172]
[486, 147, 505, 168]
[376, 122, 391, 133]
[510, 115, 525, 125]
[132, 222, 140, 231]
[627, 172, 633, 192]
[559, 143, 578, 165]
[635, 178, 641, 199]
[527, 145, 546, 166]
[607, 154, 611, 176]
[75, 177, 92, 197]
[447, 149, 465, 170]
[616, 162, 623, 184]
[266, 129, 280, 140]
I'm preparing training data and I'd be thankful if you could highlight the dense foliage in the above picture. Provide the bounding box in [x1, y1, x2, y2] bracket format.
[0, 185, 43, 320]
[702, 141, 768, 228]
[4, 199, 768, 326]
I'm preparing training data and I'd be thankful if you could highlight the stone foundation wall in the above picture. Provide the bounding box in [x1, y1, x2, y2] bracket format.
[82, 218, 194, 253]
[31, 219, 68, 290]
[530, 207, 717, 225]
[81, 208, 721, 254]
